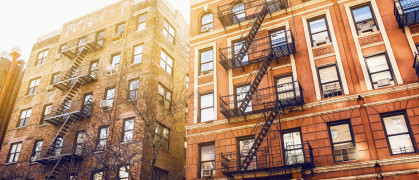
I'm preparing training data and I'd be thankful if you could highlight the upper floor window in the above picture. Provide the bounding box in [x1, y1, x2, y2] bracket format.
[155, 123, 170, 151]
[111, 54, 121, 72]
[232, 3, 246, 24]
[123, 118, 135, 142]
[105, 87, 115, 104]
[138, 14, 147, 31]
[18, 108, 32, 127]
[97, 126, 109, 151]
[238, 137, 257, 170]
[328, 121, 356, 162]
[236, 84, 252, 112]
[186, 75, 189, 88]
[199, 48, 213, 75]
[365, 53, 395, 89]
[201, 13, 213, 32]
[351, 4, 378, 35]
[160, 51, 173, 75]
[93, 171, 104, 180]
[74, 131, 86, 155]
[199, 92, 214, 122]
[133, 45, 143, 64]
[7, 142, 22, 163]
[36, 50, 48, 66]
[89, 61, 99, 79]
[119, 166, 130, 180]
[381, 112, 416, 155]
[96, 30, 105, 46]
[129, 79, 139, 100]
[40, 104, 52, 125]
[54, 136, 63, 156]
[60, 44, 67, 53]
[116, 23, 125, 35]
[270, 29, 287, 47]
[275, 75, 295, 100]
[200, 143, 215, 178]
[282, 129, 304, 165]
[82, 93, 93, 114]
[318, 64, 343, 99]
[308, 17, 331, 47]
[163, 20, 175, 43]
[233, 40, 249, 63]
[158, 84, 172, 110]
[31, 140, 43, 162]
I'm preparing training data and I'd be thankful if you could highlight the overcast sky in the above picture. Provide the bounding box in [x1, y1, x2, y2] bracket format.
[0, 0, 190, 62]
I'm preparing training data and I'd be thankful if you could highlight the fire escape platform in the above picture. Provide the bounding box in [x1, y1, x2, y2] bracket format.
[53, 74, 96, 91]
[61, 41, 102, 60]
[45, 111, 85, 126]
[35, 154, 82, 165]
[394, 0, 419, 28]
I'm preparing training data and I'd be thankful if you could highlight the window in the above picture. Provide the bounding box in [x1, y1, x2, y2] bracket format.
[97, 126, 109, 150]
[27, 78, 40, 95]
[74, 131, 86, 155]
[96, 30, 105, 46]
[36, 50, 48, 66]
[233, 40, 249, 63]
[111, 54, 121, 71]
[123, 118, 135, 142]
[201, 13, 213, 32]
[82, 93, 93, 114]
[199, 49, 213, 75]
[7, 142, 22, 163]
[160, 51, 173, 75]
[76, 37, 87, 53]
[31, 140, 43, 162]
[270, 29, 287, 48]
[51, 73, 60, 85]
[116, 23, 125, 35]
[137, 14, 147, 31]
[199, 93, 214, 122]
[238, 137, 257, 170]
[365, 54, 395, 89]
[308, 17, 331, 47]
[232, 3, 246, 24]
[186, 75, 189, 88]
[54, 136, 63, 156]
[69, 173, 78, 180]
[158, 84, 172, 110]
[133, 45, 143, 64]
[235, 85, 252, 112]
[275, 75, 296, 100]
[40, 104, 52, 125]
[92, 171, 104, 180]
[119, 166, 130, 180]
[163, 20, 175, 43]
[351, 4, 377, 35]
[318, 64, 343, 98]
[153, 167, 168, 180]
[60, 44, 67, 53]
[282, 129, 304, 165]
[18, 108, 32, 127]
[155, 123, 170, 151]
[129, 79, 139, 100]
[328, 121, 356, 162]
[200, 144, 215, 178]
[89, 61, 98, 79]
[381, 112, 416, 155]
[105, 88, 115, 104]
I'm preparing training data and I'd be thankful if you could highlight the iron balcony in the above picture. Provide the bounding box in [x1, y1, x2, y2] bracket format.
[44, 99, 93, 126]
[394, 0, 419, 28]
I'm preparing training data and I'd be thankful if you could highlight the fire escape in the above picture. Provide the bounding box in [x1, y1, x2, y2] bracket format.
[34, 33, 102, 179]
[394, 0, 419, 78]
[217, 0, 314, 178]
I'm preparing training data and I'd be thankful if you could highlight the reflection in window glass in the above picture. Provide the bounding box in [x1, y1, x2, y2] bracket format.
[232, 3, 246, 24]
[382, 114, 415, 155]
[318, 65, 343, 98]
[239, 138, 256, 170]
[308, 17, 331, 46]
[365, 54, 395, 89]
[200, 93, 214, 122]
[200, 144, 215, 177]
[329, 123, 356, 162]
[283, 130, 304, 165]
[236, 85, 252, 112]
[200, 49, 213, 75]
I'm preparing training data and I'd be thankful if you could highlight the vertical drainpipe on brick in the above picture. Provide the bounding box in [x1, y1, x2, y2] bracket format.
[0, 48, 21, 148]
[331, 1, 378, 160]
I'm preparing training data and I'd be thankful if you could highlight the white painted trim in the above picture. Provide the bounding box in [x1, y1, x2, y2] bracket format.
[360, 41, 384, 49]
[213, 43, 218, 120]
[198, 82, 214, 88]
[313, 53, 335, 60]
[404, 26, 418, 56]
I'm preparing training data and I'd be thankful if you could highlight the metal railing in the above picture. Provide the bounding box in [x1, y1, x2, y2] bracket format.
[321, 81, 343, 99]
[217, 0, 288, 27]
[414, 54, 419, 78]
[220, 141, 314, 174]
[35, 142, 84, 163]
[394, 0, 419, 28]
[220, 81, 304, 119]
[219, 30, 295, 70]
[45, 99, 93, 124]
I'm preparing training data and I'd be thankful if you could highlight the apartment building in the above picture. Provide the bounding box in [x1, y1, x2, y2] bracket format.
[187, 0, 419, 179]
[0, 0, 189, 179]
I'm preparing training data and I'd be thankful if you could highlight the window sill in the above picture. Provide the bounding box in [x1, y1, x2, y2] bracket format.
[24, 94, 36, 98]
[199, 28, 214, 35]
[357, 30, 380, 38]
[127, 62, 142, 68]
[312, 42, 333, 50]
[198, 73, 213, 78]
[4, 162, 17, 165]
[39, 124, 47, 127]
[15, 126, 27, 130]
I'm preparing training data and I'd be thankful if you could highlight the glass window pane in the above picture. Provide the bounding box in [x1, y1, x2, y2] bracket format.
[270, 29, 286, 46]
[125, 119, 134, 130]
[200, 108, 214, 122]
[352, 6, 373, 22]
[309, 18, 327, 33]
[389, 134, 415, 154]
[202, 14, 213, 25]
[383, 115, 409, 135]
[283, 131, 302, 150]
[330, 124, 352, 143]
[201, 145, 215, 161]
[200, 94, 213, 108]
[319, 66, 339, 83]
[371, 71, 392, 82]
[366, 55, 389, 73]
[201, 50, 213, 63]
[201, 62, 213, 72]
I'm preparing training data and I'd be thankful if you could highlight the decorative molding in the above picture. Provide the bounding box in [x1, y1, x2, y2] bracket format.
[364, 94, 419, 107]
[313, 45, 334, 57]
[360, 82, 419, 98]
[198, 82, 214, 88]
[319, 169, 419, 180]
[359, 33, 383, 47]
[314, 53, 335, 61]
[360, 42, 384, 49]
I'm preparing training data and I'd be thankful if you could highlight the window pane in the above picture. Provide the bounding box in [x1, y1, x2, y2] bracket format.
[201, 62, 213, 72]
[201, 145, 215, 161]
[200, 108, 214, 122]
[134, 45, 143, 54]
[330, 124, 352, 143]
[319, 66, 339, 83]
[383, 115, 409, 135]
[371, 71, 392, 82]
[309, 18, 327, 33]
[100, 128, 108, 139]
[200, 94, 213, 108]
[389, 134, 415, 154]
[202, 14, 213, 25]
[125, 119, 134, 130]
[270, 29, 286, 46]
[366, 55, 389, 73]
[283, 131, 302, 150]
[352, 6, 373, 22]
[201, 50, 213, 63]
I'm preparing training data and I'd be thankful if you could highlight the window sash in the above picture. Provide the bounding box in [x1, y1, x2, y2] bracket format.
[201, 14, 214, 31]
[382, 113, 416, 155]
[163, 20, 175, 43]
[18, 109, 31, 127]
[32, 140, 43, 161]
[124, 119, 135, 142]
[8, 143, 22, 163]
[138, 14, 147, 31]
[117, 24, 125, 34]
[36, 50, 48, 66]
[133, 45, 143, 64]
[129, 80, 139, 100]
[160, 51, 173, 75]
[98, 127, 108, 149]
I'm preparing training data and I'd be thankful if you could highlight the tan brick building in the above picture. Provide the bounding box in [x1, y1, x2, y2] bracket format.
[187, 0, 419, 179]
[0, 0, 189, 179]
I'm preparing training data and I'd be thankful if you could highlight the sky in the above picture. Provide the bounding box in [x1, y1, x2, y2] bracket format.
[0, 0, 190, 62]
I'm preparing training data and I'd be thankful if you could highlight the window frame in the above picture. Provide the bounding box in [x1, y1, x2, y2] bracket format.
[91, 171, 104, 180]
[105, 87, 116, 103]
[199, 142, 216, 178]
[133, 44, 143, 64]
[31, 140, 43, 162]
[316, 64, 344, 99]
[82, 93, 93, 115]
[201, 13, 214, 32]
[199, 47, 214, 76]
[163, 19, 175, 43]
[116, 22, 126, 35]
[327, 120, 357, 163]
[74, 130, 86, 155]
[155, 123, 170, 151]
[307, 16, 332, 47]
[364, 53, 396, 89]
[36, 49, 48, 66]
[7, 142, 22, 163]
[40, 104, 52, 125]
[27, 78, 40, 95]
[160, 50, 174, 75]
[122, 118, 135, 143]
[232, 2, 246, 24]
[17, 108, 32, 128]
[280, 128, 305, 165]
[158, 84, 172, 110]
[129, 79, 139, 100]
[96, 30, 105, 46]
[153, 166, 168, 180]
[199, 92, 214, 123]
[380, 111, 417, 156]
[50, 73, 60, 85]
[234, 84, 252, 113]
[137, 14, 147, 31]
[237, 136, 257, 170]
[97, 126, 109, 151]
[111, 53, 121, 72]
[119, 165, 130, 180]
[350, 3, 379, 35]
[89, 61, 99, 79]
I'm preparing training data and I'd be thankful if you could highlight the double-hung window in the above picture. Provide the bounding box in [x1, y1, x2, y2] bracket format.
[160, 51, 173, 75]
[28, 78, 40, 95]
[7, 142, 22, 163]
[351, 4, 378, 35]
[89, 61, 98, 79]
[96, 30, 105, 46]
[36, 50, 48, 66]
[200, 144, 215, 178]
[328, 121, 356, 162]
[93, 171, 104, 180]
[365, 53, 395, 89]
[381, 112, 416, 155]
[153, 167, 168, 180]
[318, 64, 343, 98]
[40, 104, 52, 125]
[18, 108, 32, 127]
[163, 20, 175, 43]
[117, 23, 125, 36]
[97, 126, 109, 150]
[308, 17, 331, 47]
[199, 49, 213, 75]
[275, 75, 297, 101]
[123, 118, 135, 142]
[54, 136, 63, 156]
[155, 123, 170, 151]
[51, 73, 60, 85]
[82, 93, 93, 115]
[270, 29, 287, 48]
[199, 93, 214, 122]
[129, 79, 139, 100]
[133, 45, 143, 64]
[282, 129, 304, 165]
[31, 140, 43, 162]
[158, 84, 172, 110]
[201, 13, 213, 32]
[238, 137, 257, 170]
[105, 88, 115, 105]
[137, 14, 147, 31]
[235, 85, 252, 112]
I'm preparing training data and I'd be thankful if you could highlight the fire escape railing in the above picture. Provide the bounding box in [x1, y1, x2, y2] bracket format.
[414, 54, 419, 78]
[394, 0, 419, 28]
[219, 30, 295, 70]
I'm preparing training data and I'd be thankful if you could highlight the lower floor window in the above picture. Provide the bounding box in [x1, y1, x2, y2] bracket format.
[328, 121, 356, 162]
[282, 129, 304, 165]
[200, 143, 215, 178]
[382, 112, 416, 155]
[365, 54, 395, 89]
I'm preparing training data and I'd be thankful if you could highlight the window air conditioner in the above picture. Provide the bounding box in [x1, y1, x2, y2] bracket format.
[377, 78, 391, 87]
[201, 26, 210, 32]
[55, 54, 63, 60]
[313, 35, 330, 47]
[357, 22, 374, 34]
[113, 32, 123, 41]
[100, 100, 113, 110]
[201, 169, 213, 177]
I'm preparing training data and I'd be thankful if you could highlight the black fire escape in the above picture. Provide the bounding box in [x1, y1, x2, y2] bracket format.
[217, 0, 314, 178]
[394, 0, 419, 78]
[34, 33, 102, 179]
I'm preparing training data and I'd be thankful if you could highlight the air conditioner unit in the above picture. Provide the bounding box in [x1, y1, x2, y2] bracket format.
[201, 26, 210, 33]
[100, 100, 113, 110]
[55, 54, 63, 60]
[113, 32, 123, 41]
[377, 78, 391, 87]
[201, 169, 213, 177]
[47, 84, 54, 91]
[313, 35, 330, 47]
[106, 65, 117, 75]
[357, 22, 374, 34]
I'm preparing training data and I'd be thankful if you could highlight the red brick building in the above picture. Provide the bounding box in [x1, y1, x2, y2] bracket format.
[186, 0, 419, 179]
